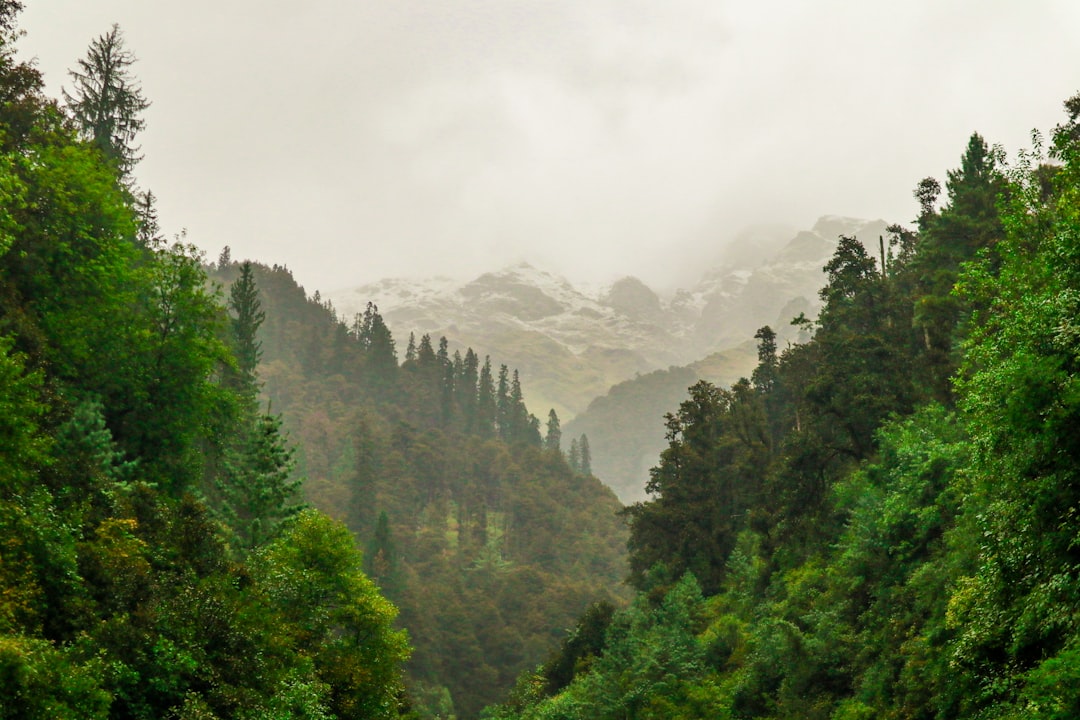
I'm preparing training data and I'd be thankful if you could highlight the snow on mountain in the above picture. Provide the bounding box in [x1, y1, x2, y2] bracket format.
[326, 216, 891, 423]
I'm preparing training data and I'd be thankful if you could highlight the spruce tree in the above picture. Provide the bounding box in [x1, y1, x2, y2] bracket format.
[228, 261, 265, 398]
[568, 437, 581, 474]
[545, 409, 562, 451]
[578, 434, 592, 476]
[63, 23, 149, 183]
[476, 356, 496, 437]
[496, 364, 511, 441]
[458, 348, 480, 432]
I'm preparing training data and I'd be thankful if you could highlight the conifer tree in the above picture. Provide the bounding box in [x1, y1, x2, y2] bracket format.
[477, 356, 496, 438]
[228, 261, 264, 398]
[355, 302, 397, 393]
[568, 437, 581, 474]
[63, 23, 149, 183]
[545, 409, 562, 451]
[496, 364, 511, 440]
[578, 434, 592, 476]
[751, 325, 778, 393]
[367, 510, 400, 596]
[458, 348, 480, 432]
[417, 333, 435, 366]
[220, 410, 303, 551]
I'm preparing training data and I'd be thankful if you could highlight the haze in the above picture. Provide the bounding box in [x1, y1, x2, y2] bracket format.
[19, 1, 1080, 293]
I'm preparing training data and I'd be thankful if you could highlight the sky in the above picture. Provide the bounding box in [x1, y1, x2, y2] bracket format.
[17, 1, 1080, 293]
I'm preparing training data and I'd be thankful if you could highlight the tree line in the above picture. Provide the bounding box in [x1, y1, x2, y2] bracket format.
[0, 8, 409, 718]
[485, 98, 1080, 719]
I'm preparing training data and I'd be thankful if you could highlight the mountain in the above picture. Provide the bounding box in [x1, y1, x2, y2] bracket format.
[328, 216, 890, 500]
[564, 341, 760, 503]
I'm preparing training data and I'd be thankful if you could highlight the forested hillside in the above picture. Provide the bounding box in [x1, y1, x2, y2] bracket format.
[208, 260, 628, 719]
[485, 102, 1080, 718]
[0, 6, 407, 718]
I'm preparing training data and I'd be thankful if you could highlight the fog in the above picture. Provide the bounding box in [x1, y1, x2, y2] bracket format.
[19, 1, 1080, 293]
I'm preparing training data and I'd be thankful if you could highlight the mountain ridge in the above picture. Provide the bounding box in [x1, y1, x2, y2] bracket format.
[328, 215, 890, 427]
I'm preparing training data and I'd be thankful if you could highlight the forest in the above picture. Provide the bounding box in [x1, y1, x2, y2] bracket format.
[4, 1, 1080, 718]
[483, 108, 1080, 719]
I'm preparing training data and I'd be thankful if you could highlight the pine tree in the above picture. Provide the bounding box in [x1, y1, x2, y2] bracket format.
[578, 433, 592, 476]
[228, 261, 265, 398]
[355, 302, 397, 393]
[63, 23, 150, 183]
[751, 326, 778, 393]
[220, 410, 303, 551]
[135, 189, 162, 248]
[496, 364, 511, 441]
[458, 348, 480, 432]
[509, 369, 530, 443]
[568, 437, 581, 474]
[476, 356, 496, 438]
[416, 333, 435, 366]
[545, 409, 562, 451]
[367, 510, 400, 596]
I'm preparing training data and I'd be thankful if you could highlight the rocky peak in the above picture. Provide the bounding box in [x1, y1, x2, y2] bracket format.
[602, 276, 663, 320]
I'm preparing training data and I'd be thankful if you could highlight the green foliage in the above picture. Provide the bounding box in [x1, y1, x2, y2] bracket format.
[0, 11, 411, 718]
[490, 101, 1080, 720]
[253, 510, 410, 719]
[62, 23, 149, 182]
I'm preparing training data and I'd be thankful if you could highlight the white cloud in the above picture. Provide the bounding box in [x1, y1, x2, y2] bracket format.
[18, 1, 1080, 292]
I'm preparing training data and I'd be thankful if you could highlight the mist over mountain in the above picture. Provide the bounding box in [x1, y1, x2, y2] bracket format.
[328, 216, 891, 502]
[329, 215, 889, 420]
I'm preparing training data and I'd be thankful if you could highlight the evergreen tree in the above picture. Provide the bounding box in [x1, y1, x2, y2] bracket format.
[416, 333, 435, 366]
[751, 325, 778, 393]
[458, 348, 480, 432]
[578, 433, 592, 476]
[496, 363, 511, 441]
[220, 410, 303, 551]
[567, 437, 581, 474]
[63, 23, 149, 182]
[134, 189, 162, 248]
[545, 409, 562, 451]
[476, 356, 496, 438]
[228, 260, 265, 397]
[509, 368, 530, 443]
[367, 510, 400, 596]
[355, 302, 397, 393]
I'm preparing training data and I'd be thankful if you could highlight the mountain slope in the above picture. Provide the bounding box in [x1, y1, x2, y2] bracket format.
[328, 216, 889, 425]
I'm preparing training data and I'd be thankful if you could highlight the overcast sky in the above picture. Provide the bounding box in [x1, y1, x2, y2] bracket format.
[18, 2, 1080, 293]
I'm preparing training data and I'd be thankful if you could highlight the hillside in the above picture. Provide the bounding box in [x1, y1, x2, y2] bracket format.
[210, 261, 630, 718]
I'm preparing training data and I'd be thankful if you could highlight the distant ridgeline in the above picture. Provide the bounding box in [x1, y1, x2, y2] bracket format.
[329, 217, 890, 504]
[483, 102, 1080, 719]
[209, 261, 629, 719]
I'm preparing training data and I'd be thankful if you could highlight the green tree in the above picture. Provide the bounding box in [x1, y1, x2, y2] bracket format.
[254, 510, 410, 720]
[544, 409, 561, 452]
[577, 434, 592, 476]
[62, 23, 150, 182]
[228, 260, 265, 397]
[220, 411, 303, 551]
[477, 356, 496, 437]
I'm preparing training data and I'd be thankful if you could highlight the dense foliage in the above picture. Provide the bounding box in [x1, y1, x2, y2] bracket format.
[486, 101, 1080, 718]
[206, 260, 629, 719]
[0, 7, 408, 718]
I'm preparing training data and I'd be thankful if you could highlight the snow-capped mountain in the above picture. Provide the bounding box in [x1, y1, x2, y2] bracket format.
[327, 215, 891, 423]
